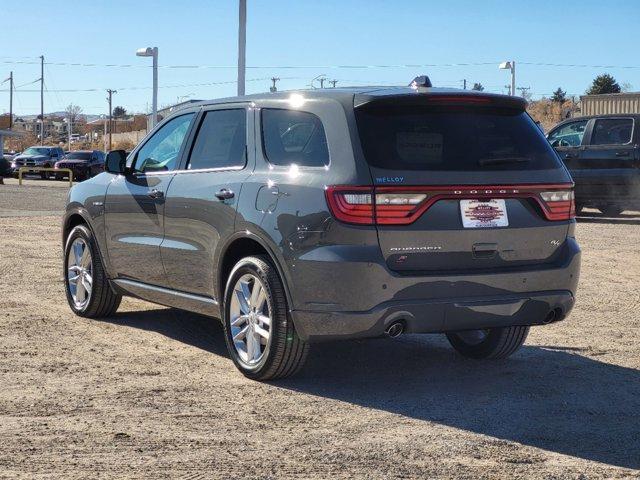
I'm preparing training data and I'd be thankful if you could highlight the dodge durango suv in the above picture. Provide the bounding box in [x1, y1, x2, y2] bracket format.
[62, 84, 581, 380]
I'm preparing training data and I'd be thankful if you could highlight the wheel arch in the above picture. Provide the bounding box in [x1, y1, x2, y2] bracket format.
[62, 208, 112, 278]
[217, 232, 293, 313]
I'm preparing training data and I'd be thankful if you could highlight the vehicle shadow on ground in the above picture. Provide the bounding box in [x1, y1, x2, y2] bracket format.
[102, 308, 640, 470]
[105, 308, 229, 357]
[577, 210, 640, 225]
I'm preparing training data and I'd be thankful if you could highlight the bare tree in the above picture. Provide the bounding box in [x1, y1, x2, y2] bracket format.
[65, 104, 83, 124]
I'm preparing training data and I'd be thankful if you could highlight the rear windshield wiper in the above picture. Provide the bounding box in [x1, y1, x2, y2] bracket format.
[478, 157, 531, 166]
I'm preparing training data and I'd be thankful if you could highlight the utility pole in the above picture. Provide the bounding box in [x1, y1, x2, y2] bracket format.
[106, 89, 116, 151]
[319, 77, 326, 89]
[40, 55, 44, 142]
[270, 77, 280, 93]
[517, 86, 530, 98]
[237, 0, 247, 96]
[329, 79, 338, 88]
[463, 79, 467, 90]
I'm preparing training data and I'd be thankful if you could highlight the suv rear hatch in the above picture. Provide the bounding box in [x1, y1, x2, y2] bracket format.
[330, 92, 574, 274]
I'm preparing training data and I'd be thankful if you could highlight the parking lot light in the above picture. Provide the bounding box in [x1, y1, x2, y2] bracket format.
[499, 61, 516, 96]
[136, 47, 158, 128]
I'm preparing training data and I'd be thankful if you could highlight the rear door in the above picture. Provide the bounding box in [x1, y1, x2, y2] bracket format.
[575, 117, 638, 205]
[353, 98, 574, 273]
[162, 106, 251, 298]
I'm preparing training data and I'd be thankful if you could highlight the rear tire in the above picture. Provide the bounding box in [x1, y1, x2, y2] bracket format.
[40, 167, 51, 180]
[223, 255, 308, 380]
[446, 326, 529, 359]
[63, 224, 121, 318]
[598, 205, 624, 216]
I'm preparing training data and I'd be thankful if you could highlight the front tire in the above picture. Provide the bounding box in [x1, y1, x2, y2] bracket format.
[446, 326, 529, 359]
[64, 225, 121, 318]
[223, 255, 308, 380]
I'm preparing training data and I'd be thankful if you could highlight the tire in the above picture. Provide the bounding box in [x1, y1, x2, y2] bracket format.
[446, 326, 529, 359]
[63, 224, 121, 318]
[223, 255, 308, 380]
[40, 166, 51, 180]
[598, 205, 624, 216]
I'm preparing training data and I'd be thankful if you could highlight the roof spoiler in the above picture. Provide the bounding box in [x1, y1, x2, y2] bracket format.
[354, 91, 527, 110]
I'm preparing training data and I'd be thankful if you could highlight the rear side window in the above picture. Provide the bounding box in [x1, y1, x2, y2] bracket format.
[262, 109, 329, 167]
[188, 109, 246, 170]
[548, 120, 588, 147]
[355, 105, 561, 171]
[590, 118, 633, 146]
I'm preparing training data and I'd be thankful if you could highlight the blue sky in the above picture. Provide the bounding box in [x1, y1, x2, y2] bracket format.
[2, 0, 639, 115]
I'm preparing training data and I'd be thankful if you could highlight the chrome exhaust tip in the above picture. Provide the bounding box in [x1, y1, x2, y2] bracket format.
[385, 321, 405, 338]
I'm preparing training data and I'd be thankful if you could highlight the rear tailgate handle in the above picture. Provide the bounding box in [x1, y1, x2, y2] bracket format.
[615, 151, 630, 157]
[473, 243, 497, 259]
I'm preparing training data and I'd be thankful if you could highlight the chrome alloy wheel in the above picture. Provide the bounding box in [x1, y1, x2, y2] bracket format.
[229, 273, 272, 365]
[67, 238, 93, 309]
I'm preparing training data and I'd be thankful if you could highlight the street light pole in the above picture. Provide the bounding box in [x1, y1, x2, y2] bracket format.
[499, 60, 516, 96]
[136, 47, 159, 128]
[106, 89, 116, 151]
[8, 71, 12, 129]
[40, 55, 44, 141]
[237, 0, 247, 96]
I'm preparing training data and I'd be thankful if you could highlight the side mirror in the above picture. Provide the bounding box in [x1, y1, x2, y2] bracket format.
[105, 150, 127, 174]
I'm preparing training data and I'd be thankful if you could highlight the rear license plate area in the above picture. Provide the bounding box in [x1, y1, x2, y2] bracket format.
[460, 199, 508, 228]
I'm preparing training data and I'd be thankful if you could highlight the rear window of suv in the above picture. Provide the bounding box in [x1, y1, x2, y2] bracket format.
[355, 105, 561, 171]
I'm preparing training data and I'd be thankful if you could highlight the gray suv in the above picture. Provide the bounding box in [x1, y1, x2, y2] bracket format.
[62, 85, 581, 380]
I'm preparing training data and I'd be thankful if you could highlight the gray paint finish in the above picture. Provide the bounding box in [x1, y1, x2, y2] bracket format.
[63, 87, 581, 342]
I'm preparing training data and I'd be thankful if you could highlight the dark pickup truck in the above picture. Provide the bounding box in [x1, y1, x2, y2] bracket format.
[547, 114, 640, 215]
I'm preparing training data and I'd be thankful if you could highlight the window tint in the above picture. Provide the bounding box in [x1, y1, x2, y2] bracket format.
[188, 109, 246, 170]
[135, 113, 194, 172]
[355, 105, 561, 171]
[262, 109, 329, 167]
[591, 118, 633, 146]
[548, 120, 588, 147]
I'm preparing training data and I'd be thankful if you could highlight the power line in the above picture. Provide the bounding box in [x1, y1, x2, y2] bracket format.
[3, 58, 640, 70]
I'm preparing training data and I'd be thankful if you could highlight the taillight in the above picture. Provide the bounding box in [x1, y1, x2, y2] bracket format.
[326, 184, 575, 225]
[325, 187, 428, 225]
[539, 190, 575, 220]
[325, 186, 375, 224]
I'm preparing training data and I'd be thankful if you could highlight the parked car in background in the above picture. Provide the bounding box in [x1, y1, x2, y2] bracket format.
[11, 146, 65, 179]
[62, 86, 580, 380]
[547, 114, 640, 215]
[55, 150, 106, 181]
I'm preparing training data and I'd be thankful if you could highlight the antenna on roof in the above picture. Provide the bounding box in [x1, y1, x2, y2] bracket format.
[409, 75, 433, 89]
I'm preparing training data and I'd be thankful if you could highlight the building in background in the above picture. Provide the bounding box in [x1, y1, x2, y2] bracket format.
[579, 92, 640, 116]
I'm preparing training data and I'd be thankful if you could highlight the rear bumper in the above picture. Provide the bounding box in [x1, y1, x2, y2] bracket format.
[290, 237, 581, 342]
[292, 290, 574, 342]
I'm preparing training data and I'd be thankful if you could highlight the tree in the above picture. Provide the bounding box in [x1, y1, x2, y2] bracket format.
[113, 106, 127, 118]
[472, 82, 484, 91]
[65, 104, 83, 123]
[551, 87, 566, 104]
[586, 74, 621, 95]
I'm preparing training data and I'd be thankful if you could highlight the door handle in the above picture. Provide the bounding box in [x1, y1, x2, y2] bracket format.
[564, 152, 578, 159]
[215, 188, 235, 200]
[615, 151, 630, 157]
[148, 189, 164, 199]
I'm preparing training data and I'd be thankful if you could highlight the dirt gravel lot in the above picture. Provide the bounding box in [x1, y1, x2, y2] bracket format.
[1, 179, 639, 479]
